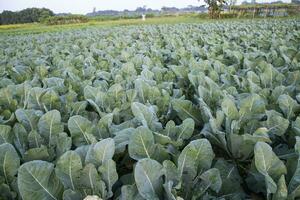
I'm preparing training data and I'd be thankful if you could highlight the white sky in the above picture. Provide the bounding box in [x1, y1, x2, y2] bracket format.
[0, 0, 291, 14]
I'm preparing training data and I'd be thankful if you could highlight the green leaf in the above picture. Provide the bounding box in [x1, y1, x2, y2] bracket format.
[38, 110, 64, 146]
[214, 159, 244, 196]
[221, 97, 239, 120]
[288, 137, 300, 199]
[200, 168, 222, 193]
[176, 118, 195, 141]
[63, 189, 82, 200]
[239, 94, 266, 119]
[113, 128, 134, 154]
[178, 139, 214, 179]
[263, 110, 289, 136]
[15, 109, 43, 132]
[55, 151, 82, 190]
[292, 117, 300, 137]
[120, 185, 144, 200]
[13, 123, 28, 156]
[96, 113, 113, 139]
[98, 159, 118, 198]
[254, 142, 287, 195]
[0, 125, 12, 145]
[18, 160, 63, 200]
[27, 87, 46, 110]
[277, 94, 300, 119]
[131, 102, 162, 131]
[54, 132, 72, 157]
[273, 175, 287, 200]
[85, 138, 115, 167]
[41, 89, 61, 111]
[163, 160, 180, 186]
[172, 99, 202, 125]
[134, 158, 163, 200]
[128, 126, 155, 160]
[27, 130, 44, 148]
[163, 181, 177, 200]
[79, 164, 107, 198]
[68, 115, 96, 147]
[23, 145, 50, 162]
[228, 129, 271, 161]
[0, 182, 17, 200]
[0, 143, 20, 184]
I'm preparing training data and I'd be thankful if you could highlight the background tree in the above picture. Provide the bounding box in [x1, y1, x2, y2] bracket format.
[229, 0, 237, 11]
[0, 8, 54, 25]
[199, 0, 227, 18]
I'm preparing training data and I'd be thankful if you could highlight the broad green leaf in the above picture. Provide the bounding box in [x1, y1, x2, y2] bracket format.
[176, 118, 195, 140]
[63, 189, 82, 200]
[0, 143, 20, 184]
[172, 99, 202, 125]
[221, 97, 239, 120]
[120, 185, 144, 200]
[38, 110, 64, 146]
[128, 127, 155, 160]
[200, 168, 222, 193]
[0, 125, 12, 145]
[0, 182, 17, 200]
[134, 158, 163, 200]
[68, 115, 96, 147]
[263, 110, 289, 136]
[74, 145, 90, 164]
[254, 142, 287, 195]
[214, 159, 243, 196]
[131, 102, 162, 131]
[18, 160, 63, 200]
[273, 175, 287, 200]
[178, 139, 214, 179]
[27, 87, 46, 110]
[96, 113, 113, 139]
[15, 109, 43, 132]
[13, 123, 28, 156]
[292, 117, 300, 136]
[27, 130, 45, 148]
[113, 128, 134, 154]
[55, 151, 82, 190]
[162, 120, 176, 138]
[55, 132, 72, 157]
[163, 160, 180, 186]
[277, 94, 300, 119]
[150, 144, 170, 163]
[288, 137, 300, 199]
[85, 138, 115, 167]
[239, 94, 265, 119]
[254, 142, 287, 177]
[163, 181, 177, 200]
[23, 145, 50, 162]
[98, 159, 118, 198]
[41, 89, 61, 111]
[228, 129, 271, 161]
[79, 164, 106, 198]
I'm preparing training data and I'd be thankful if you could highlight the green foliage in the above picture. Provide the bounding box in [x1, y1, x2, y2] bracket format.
[42, 15, 89, 25]
[0, 8, 54, 25]
[0, 19, 300, 200]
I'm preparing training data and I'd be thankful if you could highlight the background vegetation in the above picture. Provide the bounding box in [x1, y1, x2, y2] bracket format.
[0, 8, 54, 25]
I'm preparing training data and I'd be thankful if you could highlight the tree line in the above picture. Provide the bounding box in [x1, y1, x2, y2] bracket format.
[0, 8, 54, 25]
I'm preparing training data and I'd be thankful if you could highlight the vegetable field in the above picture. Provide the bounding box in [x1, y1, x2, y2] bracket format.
[0, 19, 300, 200]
